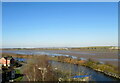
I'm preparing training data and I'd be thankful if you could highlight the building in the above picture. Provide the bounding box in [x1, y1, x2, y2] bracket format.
[0, 57, 10, 67]
[1, 56, 16, 82]
[0, 56, 15, 67]
[2, 69, 16, 82]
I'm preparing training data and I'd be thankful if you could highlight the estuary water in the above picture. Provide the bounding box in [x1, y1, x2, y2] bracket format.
[1, 50, 120, 81]
[50, 60, 119, 81]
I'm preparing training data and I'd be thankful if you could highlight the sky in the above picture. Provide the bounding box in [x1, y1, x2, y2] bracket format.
[2, 0, 120, 2]
[2, 2, 118, 48]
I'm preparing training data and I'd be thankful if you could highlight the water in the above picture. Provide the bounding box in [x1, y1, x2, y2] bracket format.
[50, 61, 119, 81]
[1, 50, 78, 59]
[14, 57, 26, 62]
[98, 59, 118, 61]
[1, 50, 120, 81]
[1, 50, 96, 55]
[1, 50, 119, 61]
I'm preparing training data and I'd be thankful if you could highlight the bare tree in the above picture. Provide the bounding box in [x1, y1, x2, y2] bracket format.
[23, 55, 58, 81]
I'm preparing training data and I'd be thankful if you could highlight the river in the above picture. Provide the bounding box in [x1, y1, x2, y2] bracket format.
[50, 60, 119, 81]
[1, 50, 120, 81]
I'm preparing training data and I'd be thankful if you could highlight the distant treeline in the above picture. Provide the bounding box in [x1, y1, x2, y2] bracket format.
[1, 46, 119, 50]
[71, 46, 120, 50]
[71, 46, 113, 49]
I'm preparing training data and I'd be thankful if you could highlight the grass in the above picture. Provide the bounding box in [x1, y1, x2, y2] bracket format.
[14, 69, 23, 82]
[2, 53, 119, 81]
[14, 76, 23, 82]
[15, 69, 20, 74]
[83, 60, 119, 75]
[50, 56, 120, 78]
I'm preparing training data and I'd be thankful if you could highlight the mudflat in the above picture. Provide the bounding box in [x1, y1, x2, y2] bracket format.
[1, 49, 119, 67]
[38, 49, 119, 67]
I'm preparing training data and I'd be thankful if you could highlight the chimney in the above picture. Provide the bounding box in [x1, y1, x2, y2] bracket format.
[4, 57, 8, 66]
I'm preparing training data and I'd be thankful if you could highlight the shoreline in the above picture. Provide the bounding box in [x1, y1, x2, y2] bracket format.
[1, 49, 119, 67]
[49, 56, 120, 80]
[1, 52, 120, 80]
